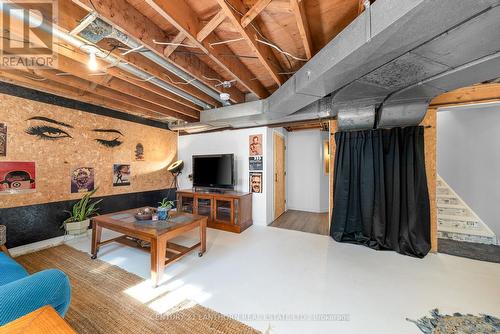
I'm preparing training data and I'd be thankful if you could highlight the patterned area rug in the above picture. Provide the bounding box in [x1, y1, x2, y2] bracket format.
[407, 309, 500, 334]
[15, 245, 260, 334]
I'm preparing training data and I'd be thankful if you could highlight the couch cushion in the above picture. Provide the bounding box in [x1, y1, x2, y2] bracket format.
[0, 253, 28, 286]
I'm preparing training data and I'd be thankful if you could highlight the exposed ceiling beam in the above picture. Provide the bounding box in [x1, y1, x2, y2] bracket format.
[144, 0, 270, 99]
[55, 1, 221, 109]
[54, 55, 198, 121]
[430, 83, 500, 108]
[71, 0, 245, 104]
[215, 0, 285, 86]
[240, 0, 272, 28]
[267, 0, 292, 13]
[37, 70, 179, 119]
[9, 0, 206, 118]
[197, 11, 226, 42]
[163, 31, 187, 57]
[0, 70, 169, 120]
[358, 0, 365, 15]
[290, 0, 314, 59]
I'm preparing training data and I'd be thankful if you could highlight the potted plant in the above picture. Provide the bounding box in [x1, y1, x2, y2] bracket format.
[62, 188, 102, 235]
[157, 198, 175, 220]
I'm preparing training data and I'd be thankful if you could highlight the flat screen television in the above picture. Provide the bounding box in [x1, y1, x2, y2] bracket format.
[192, 154, 235, 189]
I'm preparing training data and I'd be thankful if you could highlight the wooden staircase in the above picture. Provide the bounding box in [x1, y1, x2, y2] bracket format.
[437, 175, 497, 245]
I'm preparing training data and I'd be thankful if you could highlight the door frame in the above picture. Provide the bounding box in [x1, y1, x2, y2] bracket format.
[273, 131, 286, 220]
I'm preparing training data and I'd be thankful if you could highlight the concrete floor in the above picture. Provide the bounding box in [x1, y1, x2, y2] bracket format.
[67, 225, 500, 334]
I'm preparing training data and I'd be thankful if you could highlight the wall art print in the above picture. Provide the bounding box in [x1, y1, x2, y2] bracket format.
[113, 164, 131, 186]
[0, 123, 6, 156]
[71, 167, 95, 193]
[135, 143, 145, 161]
[25, 116, 124, 148]
[249, 156, 263, 171]
[249, 134, 263, 156]
[249, 172, 263, 193]
[0, 162, 36, 194]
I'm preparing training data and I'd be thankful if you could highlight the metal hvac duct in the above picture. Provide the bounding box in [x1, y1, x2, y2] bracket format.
[78, 17, 229, 107]
[171, 0, 500, 133]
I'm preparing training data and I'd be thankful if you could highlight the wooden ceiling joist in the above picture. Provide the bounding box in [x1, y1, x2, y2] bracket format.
[71, 0, 246, 104]
[52, 55, 197, 121]
[197, 11, 226, 42]
[54, 1, 221, 109]
[215, 0, 285, 87]
[144, 0, 270, 99]
[240, 0, 273, 28]
[0, 70, 169, 120]
[37, 70, 178, 119]
[163, 32, 187, 57]
[290, 0, 314, 59]
[9, 0, 202, 121]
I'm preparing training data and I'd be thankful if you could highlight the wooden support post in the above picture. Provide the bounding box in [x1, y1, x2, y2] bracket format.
[328, 120, 338, 234]
[420, 109, 438, 252]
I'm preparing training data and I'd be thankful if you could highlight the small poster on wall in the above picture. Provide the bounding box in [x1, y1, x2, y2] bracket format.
[113, 164, 131, 186]
[0, 162, 36, 194]
[249, 156, 263, 171]
[135, 143, 145, 161]
[249, 172, 263, 193]
[71, 167, 95, 193]
[0, 123, 6, 157]
[249, 134, 263, 156]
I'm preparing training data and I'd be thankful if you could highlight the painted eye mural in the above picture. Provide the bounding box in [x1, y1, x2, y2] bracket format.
[25, 117, 73, 140]
[92, 129, 124, 148]
[25, 116, 124, 148]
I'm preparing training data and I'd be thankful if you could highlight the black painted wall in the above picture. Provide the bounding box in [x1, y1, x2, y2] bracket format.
[1, 188, 176, 248]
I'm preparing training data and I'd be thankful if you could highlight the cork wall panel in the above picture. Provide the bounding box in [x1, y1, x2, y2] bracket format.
[0, 92, 177, 209]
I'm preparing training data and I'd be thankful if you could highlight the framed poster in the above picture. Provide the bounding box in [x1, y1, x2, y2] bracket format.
[71, 167, 95, 193]
[113, 164, 131, 186]
[0, 162, 36, 194]
[249, 172, 263, 193]
[135, 143, 144, 161]
[249, 134, 263, 156]
[0, 123, 6, 157]
[249, 156, 263, 171]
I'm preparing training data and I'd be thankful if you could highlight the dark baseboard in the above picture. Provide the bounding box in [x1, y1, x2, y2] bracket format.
[1, 188, 176, 248]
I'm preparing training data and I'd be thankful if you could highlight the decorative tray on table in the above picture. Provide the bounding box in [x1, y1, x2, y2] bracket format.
[134, 208, 156, 221]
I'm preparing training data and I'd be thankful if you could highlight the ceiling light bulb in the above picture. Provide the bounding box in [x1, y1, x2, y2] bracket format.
[88, 52, 98, 71]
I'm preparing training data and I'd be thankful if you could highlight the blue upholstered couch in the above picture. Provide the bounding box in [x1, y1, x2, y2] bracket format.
[0, 252, 71, 325]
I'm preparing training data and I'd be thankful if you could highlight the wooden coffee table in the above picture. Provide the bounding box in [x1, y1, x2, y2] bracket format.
[90, 207, 207, 287]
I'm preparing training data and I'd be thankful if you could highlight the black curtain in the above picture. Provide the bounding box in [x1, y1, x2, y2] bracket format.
[330, 126, 431, 258]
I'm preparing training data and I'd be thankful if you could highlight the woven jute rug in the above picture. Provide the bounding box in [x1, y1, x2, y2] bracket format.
[15, 245, 260, 334]
[407, 309, 500, 334]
